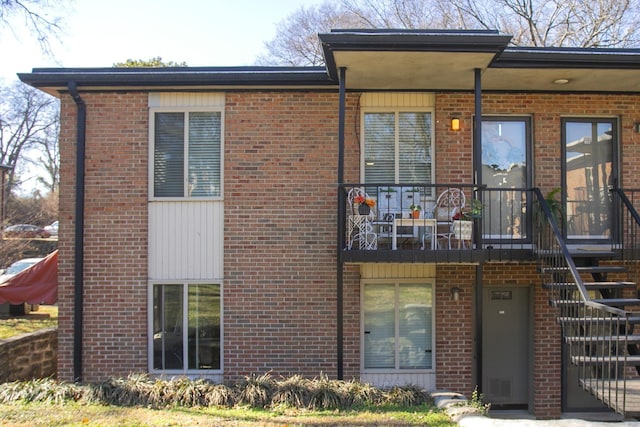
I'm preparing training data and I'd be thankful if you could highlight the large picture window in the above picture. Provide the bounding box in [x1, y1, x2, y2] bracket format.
[363, 111, 433, 188]
[153, 111, 222, 198]
[363, 282, 433, 370]
[151, 283, 221, 372]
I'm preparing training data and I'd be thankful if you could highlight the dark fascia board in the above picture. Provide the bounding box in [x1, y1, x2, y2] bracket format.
[494, 46, 640, 69]
[319, 29, 513, 80]
[17, 66, 335, 90]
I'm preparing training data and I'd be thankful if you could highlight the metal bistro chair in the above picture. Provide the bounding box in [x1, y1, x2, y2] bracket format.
[346, 187, 377, 250]
[432, 188, 466, 249]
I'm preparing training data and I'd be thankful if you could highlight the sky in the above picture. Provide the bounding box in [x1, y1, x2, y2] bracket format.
[0, 0, 329, 82]
[0, 0, 329, 194]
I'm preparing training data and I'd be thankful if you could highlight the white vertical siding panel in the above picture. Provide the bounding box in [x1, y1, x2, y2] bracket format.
[149, 201, 223, 281]
[360, 93, 435, 108]
[360, 264, 435, 279]
[149, 93, 225, 108]
[361, 372, 435, 390]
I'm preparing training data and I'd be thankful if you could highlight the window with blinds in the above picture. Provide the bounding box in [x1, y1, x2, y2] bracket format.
[363, 282, 433, 370]
[153, 111, 222, 198]
[363, 111, 433, 188]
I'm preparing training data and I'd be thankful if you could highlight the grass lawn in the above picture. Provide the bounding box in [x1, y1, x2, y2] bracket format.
[0, 305, 58, 339]
[0, 307, 459, 426]
[0, 401, 456, 426]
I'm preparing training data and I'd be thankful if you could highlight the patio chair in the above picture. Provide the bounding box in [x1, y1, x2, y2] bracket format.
[346, 187, 377, 250]
[432, 188, 466, 248]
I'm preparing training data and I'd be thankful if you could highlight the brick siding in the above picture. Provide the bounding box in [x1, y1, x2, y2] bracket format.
[55, 88, 640, 418]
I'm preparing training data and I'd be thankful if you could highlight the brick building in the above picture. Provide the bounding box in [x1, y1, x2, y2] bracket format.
[18, 30, 640, 419]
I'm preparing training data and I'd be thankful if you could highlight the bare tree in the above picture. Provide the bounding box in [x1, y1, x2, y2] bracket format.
[0, 0, 68, 55]
[0, 82, 59, 195]
[258, 0, 640, 66]
[453, 0, 640, 47]
[33, 115, 59, 195]
[256, 3, 365, 66]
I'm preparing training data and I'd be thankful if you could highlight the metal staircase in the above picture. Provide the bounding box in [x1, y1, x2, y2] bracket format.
[535, 188, 640, 417]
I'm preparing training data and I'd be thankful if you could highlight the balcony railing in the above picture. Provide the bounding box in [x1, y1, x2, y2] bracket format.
[339, 183, 535, 263]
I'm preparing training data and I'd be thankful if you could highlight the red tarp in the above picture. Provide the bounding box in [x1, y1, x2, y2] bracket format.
[0, 250, 58, 304]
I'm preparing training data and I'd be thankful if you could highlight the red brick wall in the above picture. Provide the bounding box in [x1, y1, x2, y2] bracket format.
[57, 92, 149, 382]
[223, 91, 359, 380]
[54, 88, 640, 419]
[435, 265, 476, 394]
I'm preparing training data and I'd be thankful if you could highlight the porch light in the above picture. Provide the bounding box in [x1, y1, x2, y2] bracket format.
[451, 286, 460, 301]
[553, 78, 569, 85]
[451, 118, 460, 131]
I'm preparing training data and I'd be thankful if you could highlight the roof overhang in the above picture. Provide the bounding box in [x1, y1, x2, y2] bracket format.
[17, 66, 336, 96]
[320, 29, 640, 92]
[17, 29, 640, 95]
[320, 29, 512, 90]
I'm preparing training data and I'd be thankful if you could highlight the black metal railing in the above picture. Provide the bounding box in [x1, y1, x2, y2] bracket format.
[339, 183, 533, 262]
[534, 187, 630, 415]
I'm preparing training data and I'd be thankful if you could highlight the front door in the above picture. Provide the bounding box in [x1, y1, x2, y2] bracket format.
[480, 118, 531, 241]
[562, 118, 616, 242]
[482, 286, 529, 407]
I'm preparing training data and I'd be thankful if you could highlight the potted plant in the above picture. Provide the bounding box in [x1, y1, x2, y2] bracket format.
[451, 199, 483, 247]
[354, 195, 376, 215]
[409, 203, 422, 219]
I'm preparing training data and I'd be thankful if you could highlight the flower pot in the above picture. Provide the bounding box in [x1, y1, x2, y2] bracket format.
[411, 210, 420, 219]
[358, 204, 371, 215]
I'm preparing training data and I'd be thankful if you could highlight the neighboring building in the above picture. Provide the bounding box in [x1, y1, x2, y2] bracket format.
[18, 29, 640, 419]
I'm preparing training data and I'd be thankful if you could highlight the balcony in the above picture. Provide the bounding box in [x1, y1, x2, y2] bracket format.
[339, 184, 535, 263]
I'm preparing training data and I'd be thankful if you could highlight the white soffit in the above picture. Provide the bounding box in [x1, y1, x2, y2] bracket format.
[482, 68, 640, 92]
[333, 51, 498, 90]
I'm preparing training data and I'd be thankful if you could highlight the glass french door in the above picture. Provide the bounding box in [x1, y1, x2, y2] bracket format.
[480, 118, 531, 240]
[562, 118, 616, 241]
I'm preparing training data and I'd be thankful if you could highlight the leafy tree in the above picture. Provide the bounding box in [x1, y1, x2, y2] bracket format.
[0, 0, 69, 55]
[113, 57, 188, 67]
[257, 0, 640, 66]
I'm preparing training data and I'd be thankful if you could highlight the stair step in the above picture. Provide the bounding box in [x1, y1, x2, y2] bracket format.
[551, 298, 640, 308]
[558, 315, 640, 325]
[544, 281, 636, 290]
[571, 355, 640, 365]
[594, 298, 640, 307]
[565, 334, 640, 344]
[541, 266, 628, 274]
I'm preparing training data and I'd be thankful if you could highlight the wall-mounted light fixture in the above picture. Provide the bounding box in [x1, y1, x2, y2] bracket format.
[450, 286, 461, 301]
[451, 118, 461, 131]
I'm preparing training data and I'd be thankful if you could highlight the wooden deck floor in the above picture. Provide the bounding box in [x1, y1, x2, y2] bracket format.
[580, 378, 640, 417]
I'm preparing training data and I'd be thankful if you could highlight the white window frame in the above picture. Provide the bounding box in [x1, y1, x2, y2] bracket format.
[149, 107, 224, 201]
[360, 279, 435, 374]
[148, 280, 223, 376]
[360, 107, 435, 185]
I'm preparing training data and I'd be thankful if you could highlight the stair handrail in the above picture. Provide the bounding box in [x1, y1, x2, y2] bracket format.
[533, 188, 626, 316]
[612, 188, 640, 261]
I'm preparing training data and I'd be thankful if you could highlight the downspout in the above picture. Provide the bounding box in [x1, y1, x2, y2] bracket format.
[336, 67, 346, 380]
[473, 68, 484, 392]
[67, 81, 85, 382]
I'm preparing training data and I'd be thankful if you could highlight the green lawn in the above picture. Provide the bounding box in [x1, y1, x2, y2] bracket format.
[0, 307, 458, 426]
[0, 401, 456, 426]
[0, 305, 57, 339]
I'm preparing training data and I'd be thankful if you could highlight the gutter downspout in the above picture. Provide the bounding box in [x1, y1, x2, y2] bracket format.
[336, 67, 346, 380]
[473, 68, 484, 392]
[67, 81, 85, 382]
